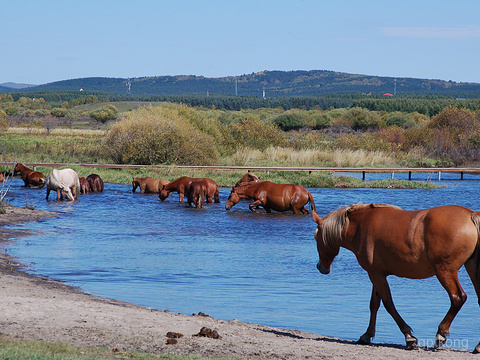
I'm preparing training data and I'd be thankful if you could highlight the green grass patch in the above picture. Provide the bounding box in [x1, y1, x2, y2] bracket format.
[0, 336, 236, 360]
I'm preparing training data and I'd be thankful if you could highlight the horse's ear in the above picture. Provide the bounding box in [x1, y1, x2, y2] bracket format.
[312, 210, 323, 226]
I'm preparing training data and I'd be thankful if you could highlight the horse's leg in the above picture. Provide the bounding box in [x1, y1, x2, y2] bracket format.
[368, 273, 417, 349]
[214, 190, 220, 203]
[248, 200, 263, 213]
[56, 190, 61, 201]
[434, 269, 467, 348]
[357, 284, 381, 345]
[464, 255, 480, 353]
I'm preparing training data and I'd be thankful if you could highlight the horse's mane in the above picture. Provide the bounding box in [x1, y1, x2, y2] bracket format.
[321, 203, 401, 249]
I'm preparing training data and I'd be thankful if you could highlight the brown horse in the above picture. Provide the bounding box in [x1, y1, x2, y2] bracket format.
[313, 203, 480, 352]
[225, 181, 315, 214]
[186, 178, 220, 208]
[159, 176, 220, 203]
[87, 173, 104, 192]
[133, 177, 168, 194]
[79, 176, 91, 194]
[157, 176, 191, 202]
[234, 172, 260, 187]
[14, 163, 46, 188]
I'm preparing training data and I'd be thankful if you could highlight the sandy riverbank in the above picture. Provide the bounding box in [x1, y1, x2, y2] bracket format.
[0, 205, 475, 359]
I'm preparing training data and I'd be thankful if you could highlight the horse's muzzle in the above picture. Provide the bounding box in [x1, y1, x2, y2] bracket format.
[225, 203, 232, 211]
[317, 262, 330, 275]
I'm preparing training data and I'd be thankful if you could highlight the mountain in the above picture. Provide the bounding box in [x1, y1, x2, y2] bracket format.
[0, 82, 37, 90]
[9, 70, 480, 97]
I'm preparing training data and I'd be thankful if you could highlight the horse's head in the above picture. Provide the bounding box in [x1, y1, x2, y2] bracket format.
[132, 178, 139, 193]
[158, 188, 169, 201]
[60, 182, 74, 201]
[13, 163, 21, 173]
[313, 210, 341, 275]
[225, 187, 240, 210]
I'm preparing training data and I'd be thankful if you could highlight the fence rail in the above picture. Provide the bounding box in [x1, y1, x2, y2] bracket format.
[6, 163, 480, 181]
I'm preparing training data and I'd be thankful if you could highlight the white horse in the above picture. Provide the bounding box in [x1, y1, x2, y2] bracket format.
[46, 168, 80, 201]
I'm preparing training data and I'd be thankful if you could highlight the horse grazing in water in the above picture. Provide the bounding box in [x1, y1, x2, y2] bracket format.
[158, 176, 219, 203]
[234, 172, 260, 187]
[132, 177, 168, 194]
[225, 181, 315, 214]
[186, 178, 220, 208]
[87, 173, 104, 192]
[313, 203, 480, 352]
[14, 163, 46, 188]
[46, 168, 80, 201]
[158, 176, 194, 202]
[79, 176, 91, 194]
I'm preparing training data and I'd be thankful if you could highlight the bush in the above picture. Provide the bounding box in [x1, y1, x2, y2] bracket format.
[105, 105, 219, 165]
[345, 107, 382, 130]
[273, 112, 307, 131]
[90, 104, 118, 123]
[386, 114, 414, 128]
[227, 118, 286, 150]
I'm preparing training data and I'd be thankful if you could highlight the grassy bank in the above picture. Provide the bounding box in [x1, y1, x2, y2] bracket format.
[0, 336, 231, 360]
[0, 129, 441, 189]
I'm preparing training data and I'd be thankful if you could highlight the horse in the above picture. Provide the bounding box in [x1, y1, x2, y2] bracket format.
[158, 176, 194, 202]
[132, 177, 168, 194]
[225, 181, 315, 214]
[312, 203, 480, 353]
[186, 178, 220, 208]
[13, 163, 46, 188]
[234, 172, 260, 187]
[79, 176, 91, 194]
[46, 168, 80, 201]
[158, 176, 219, 203]
[0, 173, 4, 182]
[87, 173, 104, 192]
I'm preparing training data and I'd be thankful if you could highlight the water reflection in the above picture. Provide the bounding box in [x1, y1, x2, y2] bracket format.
[3, 174, 480, 350]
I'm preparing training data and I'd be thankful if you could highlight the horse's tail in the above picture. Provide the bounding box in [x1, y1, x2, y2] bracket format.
[470, 212, 480, 283]
[308, 192, 316, 212]
[197, 186, 205, 208]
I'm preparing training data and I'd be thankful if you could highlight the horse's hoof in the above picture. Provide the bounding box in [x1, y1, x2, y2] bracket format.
[435, 334, 446, 349]
[356, 334, 371, 345]
[406, 334, 418, 350]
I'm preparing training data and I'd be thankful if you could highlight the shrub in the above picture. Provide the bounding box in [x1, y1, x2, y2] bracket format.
[344, 107, 382, 130]
[386, 114, 415, 128]
[105, 105, 219, 165]
[90, 104, 118, 123]
[227, 118, 286, 150]
[273, 112, 307, 131]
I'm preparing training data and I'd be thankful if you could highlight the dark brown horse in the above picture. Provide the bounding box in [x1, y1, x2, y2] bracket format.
[132, 177, 168, 194]
[87, 173, 104, 192]
[313, 203, 480, 352]
[234, 172, 260, 187]
[186, 178, 220, 208]
[225, 181, 315, 214]
[14, 163, 46, 188]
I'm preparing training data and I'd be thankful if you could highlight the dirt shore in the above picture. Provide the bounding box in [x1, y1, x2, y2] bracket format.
[0, 205, 476, 359]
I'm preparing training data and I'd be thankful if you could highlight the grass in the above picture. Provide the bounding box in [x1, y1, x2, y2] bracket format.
[0, 336, 234, 360]
[0, 128, 442, 189]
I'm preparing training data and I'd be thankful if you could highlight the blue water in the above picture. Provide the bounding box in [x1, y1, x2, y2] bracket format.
[3, 172, 480, 351]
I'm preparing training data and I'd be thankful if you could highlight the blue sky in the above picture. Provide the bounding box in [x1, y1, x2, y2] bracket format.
[2, 0, 480, 85]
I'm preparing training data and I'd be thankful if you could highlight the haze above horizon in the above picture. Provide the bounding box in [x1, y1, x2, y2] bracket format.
[2, 0, 480, 85]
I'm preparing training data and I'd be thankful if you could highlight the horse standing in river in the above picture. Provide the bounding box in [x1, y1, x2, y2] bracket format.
[87, 173, 104, 192]
[186, 178, 220, 208]
[132, 177, 168, 194]
[46, 168, 80, 201]
[13, 163, 46, 188]
[225, 181, 315, 214]
[312, 203, 480, 353]
[234, 172, 260, 187]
